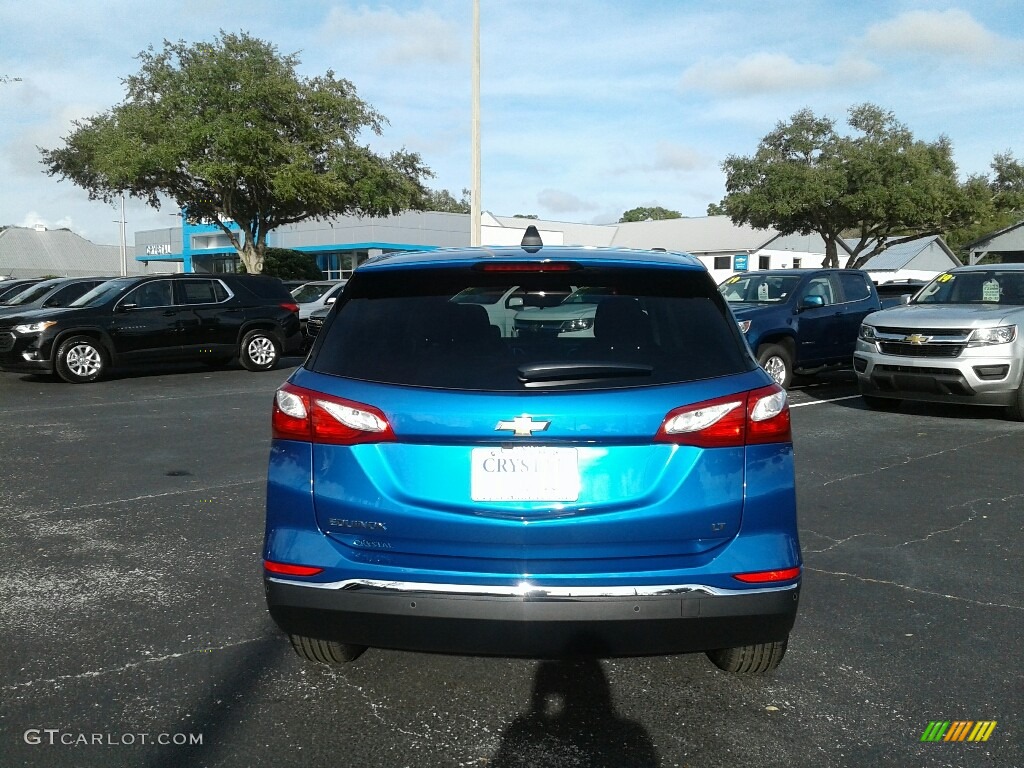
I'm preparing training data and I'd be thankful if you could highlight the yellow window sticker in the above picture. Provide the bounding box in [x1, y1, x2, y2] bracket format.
[726, 276, 741, 284]
[937, 273, 953, 283]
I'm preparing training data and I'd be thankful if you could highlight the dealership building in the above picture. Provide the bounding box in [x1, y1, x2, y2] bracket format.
[133, 211, 845, 284]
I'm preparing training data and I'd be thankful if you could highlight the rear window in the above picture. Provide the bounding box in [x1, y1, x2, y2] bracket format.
[292, 283, 336, 303]
[310, 266, 753, 391]
[232, 276, 291, 301]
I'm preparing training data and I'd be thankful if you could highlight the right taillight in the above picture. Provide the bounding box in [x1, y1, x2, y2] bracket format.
[272, 383, 395, 445]
[656, 384, 790, 448]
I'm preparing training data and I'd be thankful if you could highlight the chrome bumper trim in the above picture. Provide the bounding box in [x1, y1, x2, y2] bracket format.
[265, 577, 800, 598]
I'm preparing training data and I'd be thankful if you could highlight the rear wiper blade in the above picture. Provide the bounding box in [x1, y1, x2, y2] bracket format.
[517, 361, 653, 383]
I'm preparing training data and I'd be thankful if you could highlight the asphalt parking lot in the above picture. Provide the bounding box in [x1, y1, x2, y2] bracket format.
[0, 361, 1021, 768]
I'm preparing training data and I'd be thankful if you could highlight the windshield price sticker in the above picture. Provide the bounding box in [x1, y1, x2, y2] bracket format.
[757, 283, 770, 300]
[471, 447, 579, 502]
[982, 279, 1001, 302]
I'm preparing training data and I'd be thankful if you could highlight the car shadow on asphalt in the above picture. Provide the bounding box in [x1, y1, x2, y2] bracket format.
[488, 658, 659, 768]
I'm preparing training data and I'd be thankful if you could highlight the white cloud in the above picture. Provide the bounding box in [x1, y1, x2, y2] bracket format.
[864, 9, 1008, 61]
[320, 5, 462, 66]
[537, 189, 599, 214]
[680, 52, 879, 95]
[18, 210, 74, 231]
[650, 142, 707, 173]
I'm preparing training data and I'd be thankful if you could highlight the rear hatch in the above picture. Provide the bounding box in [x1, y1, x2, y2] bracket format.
[299, 258, 765, 577]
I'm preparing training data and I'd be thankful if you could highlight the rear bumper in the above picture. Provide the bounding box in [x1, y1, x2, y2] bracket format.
[265, 578, 800, 657]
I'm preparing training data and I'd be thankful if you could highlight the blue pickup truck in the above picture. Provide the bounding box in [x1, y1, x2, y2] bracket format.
[719, 269, 882, 388]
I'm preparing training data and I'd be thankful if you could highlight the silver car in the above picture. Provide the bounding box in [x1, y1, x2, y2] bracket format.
[854, 263, 1024, 420]
[291, 280, 346, 326]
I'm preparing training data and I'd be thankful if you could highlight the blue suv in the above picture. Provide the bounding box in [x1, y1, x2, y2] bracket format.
[263, 233, 801, 673]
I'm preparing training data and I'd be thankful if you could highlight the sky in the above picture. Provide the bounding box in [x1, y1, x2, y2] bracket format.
[1, 0, 1023, 246]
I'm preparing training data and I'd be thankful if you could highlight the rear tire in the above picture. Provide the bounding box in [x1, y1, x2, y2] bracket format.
[239, 330, 280, 372]
[288, 635, 366, 664]
[757, 343, 793, 389]
[54, 336, 108, 383]
[862, 394, 902, 411]
[706, 639, 788, 674]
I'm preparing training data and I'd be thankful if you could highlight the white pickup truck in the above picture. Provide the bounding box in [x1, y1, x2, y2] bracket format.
[854, 264, 1024, 420]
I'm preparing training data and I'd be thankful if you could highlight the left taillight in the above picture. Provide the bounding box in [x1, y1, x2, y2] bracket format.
[280, 302, 299, 314]
[655, 384, 791, 448]
[264, 560, 324, 577]
[272, 382, 396, 445]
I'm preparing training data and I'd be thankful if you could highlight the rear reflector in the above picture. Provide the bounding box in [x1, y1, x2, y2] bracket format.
[655, 384, 791, 448]
[733, 567, 801, 583]
[272, 382, 396, 445]
[264, 560, 324, 577]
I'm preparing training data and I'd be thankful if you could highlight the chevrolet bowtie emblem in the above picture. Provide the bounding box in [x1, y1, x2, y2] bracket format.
[495, 415, 550, 437]
[903, 334, 931, 344]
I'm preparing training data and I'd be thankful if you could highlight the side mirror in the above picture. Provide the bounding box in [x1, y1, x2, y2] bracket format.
[116, 302, 137, 313]
[900, 295, 912, 305]
[325, 297, 336, 306]
[799, 295, 825, 310]
[507, 297, 524, 309]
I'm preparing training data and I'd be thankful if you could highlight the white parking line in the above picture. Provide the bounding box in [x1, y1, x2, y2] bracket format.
[789, 395, 862, 408]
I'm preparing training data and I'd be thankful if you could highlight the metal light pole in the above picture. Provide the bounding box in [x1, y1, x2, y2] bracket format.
[119, 196, 127, 276]
[470, 0, 481, 246]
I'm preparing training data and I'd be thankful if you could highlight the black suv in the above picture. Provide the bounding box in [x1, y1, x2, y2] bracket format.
[0, 274, 302, 383]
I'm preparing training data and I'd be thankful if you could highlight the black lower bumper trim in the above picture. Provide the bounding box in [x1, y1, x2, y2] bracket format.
[265, 580, 800, 657]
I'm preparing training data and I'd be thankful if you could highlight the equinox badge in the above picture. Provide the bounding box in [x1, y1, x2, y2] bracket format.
[495, 415, 550, 437]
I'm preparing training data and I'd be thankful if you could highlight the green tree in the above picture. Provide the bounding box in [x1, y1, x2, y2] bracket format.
[255, 248, 323, 280]
[425, 187, 471, 213]
[619, 206, 683, 223]
[706, 202, 727, 216]
[945, 152, 1024, 255]
[719, 104, 981, 268]
[40, 31, 432, 273]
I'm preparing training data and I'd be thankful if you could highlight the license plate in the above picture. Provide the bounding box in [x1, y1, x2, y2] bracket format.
[471, 447, 579, 502]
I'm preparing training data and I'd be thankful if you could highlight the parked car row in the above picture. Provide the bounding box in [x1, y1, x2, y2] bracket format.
[0, 274, 303, 383]
[0, 277, 45, 303]
[0, 276, 113, 317]
[715, 265, 1024, 422]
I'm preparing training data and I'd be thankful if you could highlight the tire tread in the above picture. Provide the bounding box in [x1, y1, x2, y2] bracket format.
[706, 639, 788, 674]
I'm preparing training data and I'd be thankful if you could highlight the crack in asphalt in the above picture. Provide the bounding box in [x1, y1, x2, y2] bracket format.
[804, 567, 1024, 611]
[10, 479, 264, 521]
[819, 432, 1016, 487]
[896, 492, 1022, 548]
[1, 637, 267, 692]
[802, 492, 1020, 554]
[800, 531, 882, 554]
